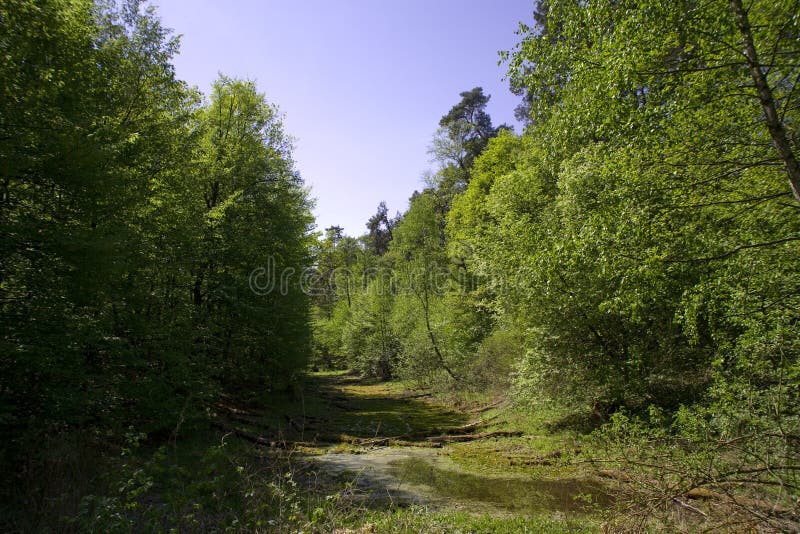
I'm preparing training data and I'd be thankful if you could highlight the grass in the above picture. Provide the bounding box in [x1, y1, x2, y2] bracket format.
[388, 456, 610, 516]
[445, 402, 588, 477]
[14, 370, 789, 532]
[340, 505, 601, 533]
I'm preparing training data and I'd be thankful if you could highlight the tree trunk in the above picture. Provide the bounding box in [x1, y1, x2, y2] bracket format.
[419, 285, 459, 382]
[730, 0, 800, 203]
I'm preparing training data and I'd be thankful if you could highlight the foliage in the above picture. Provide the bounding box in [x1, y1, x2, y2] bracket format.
[0, 1, 313, 526]
[341, 274, 399, 379]
[483, 0, 800, 527]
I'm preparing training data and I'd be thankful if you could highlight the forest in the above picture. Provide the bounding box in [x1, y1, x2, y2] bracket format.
[1, 0, 798, 532]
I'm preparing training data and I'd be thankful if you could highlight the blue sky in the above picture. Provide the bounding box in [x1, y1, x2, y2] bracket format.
[154, 0, 534, 236]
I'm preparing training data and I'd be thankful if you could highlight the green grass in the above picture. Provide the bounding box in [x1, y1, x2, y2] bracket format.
[388, 456, 610, 516]
[341, 505, 600, 533]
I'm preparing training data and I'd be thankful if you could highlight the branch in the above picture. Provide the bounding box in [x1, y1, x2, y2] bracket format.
[663, 236, 800, 263]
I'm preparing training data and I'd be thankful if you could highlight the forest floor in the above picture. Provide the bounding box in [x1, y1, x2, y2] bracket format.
[214, 371, 612, 532]
[29, 371, 785, 532]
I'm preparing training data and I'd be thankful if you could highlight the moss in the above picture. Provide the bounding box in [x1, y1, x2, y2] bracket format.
[388, 456, 611, 517]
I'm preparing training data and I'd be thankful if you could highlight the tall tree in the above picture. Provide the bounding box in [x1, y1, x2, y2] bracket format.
[365, 201, 398, 256]
[428, 87, 505, 209]
[391, 192, 459, 382]
[0, 4, 315, 510]
[430, 87, 502, 172]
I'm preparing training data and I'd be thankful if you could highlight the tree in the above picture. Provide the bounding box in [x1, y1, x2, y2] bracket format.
[365, 201, 398, 256]
[489, 0, 800, 521]
[729, 0, 800, 202]
[0, 4, 315, 517]
[430, 87, 502, 171]
[342, 274, 399, 379]
[428, 88, 505, 208]
[508, 0, 565, 125]
[0, 0, 195, 439]
[190, 75, 313, 389]
[390, 192, 459, 382]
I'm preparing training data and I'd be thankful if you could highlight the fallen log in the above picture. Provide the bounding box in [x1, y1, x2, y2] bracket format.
[351, 420, 519, 446]
[398, 392, 432, 400]
[506, 448, 582, 466]
[212, 421, 313, 449]
[467, 399, 507, 414]
[213, 421, 276, 446]
[364, 393, 432, 401]
[686, 487, 794, 517]
[355, 436, 397, 446]
[426, 430, 523, 443]
[449, 419, 489, 433]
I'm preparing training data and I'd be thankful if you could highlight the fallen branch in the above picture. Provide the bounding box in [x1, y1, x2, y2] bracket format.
[506, 448, 582, 466]
[467, 399, 507, 414]
[686, 487, 794, 517]
[213, 421, 276, 446]
[398, 392, 432, 400]
[597, 469, 796, 519]
[356, 436, 397, 446]
[211, 421, 314, 449]
[426, 430, 522, 443]
[672, 497, 708, 518]
[449, 419, 489, 432]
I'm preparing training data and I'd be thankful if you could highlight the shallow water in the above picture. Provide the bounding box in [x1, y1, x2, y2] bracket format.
[308, 447, 610, 516]
[308, 448, 447, 506]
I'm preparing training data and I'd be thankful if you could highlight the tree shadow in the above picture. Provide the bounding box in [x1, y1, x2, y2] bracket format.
[545, 411, 607, 434]
[314, 374, 469, 440]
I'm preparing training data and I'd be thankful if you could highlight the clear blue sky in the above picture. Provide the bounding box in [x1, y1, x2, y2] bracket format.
[154, 0, 534, 236]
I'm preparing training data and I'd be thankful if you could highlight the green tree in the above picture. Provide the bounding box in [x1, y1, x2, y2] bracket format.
[365, 201, 399, 256]
[489, 0, 800, 520]
[0, 0, 194, 437]
[342, 274, 398, 379]
[0, 4, 315, 521]
[390, 192, 460, 382]
[428, 87, 505, 208]
[191, 75, 314, 390]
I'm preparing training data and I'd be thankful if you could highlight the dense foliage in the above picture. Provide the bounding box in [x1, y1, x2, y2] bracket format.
[312, 0, 799, 526]
[0, 0, 313, 524]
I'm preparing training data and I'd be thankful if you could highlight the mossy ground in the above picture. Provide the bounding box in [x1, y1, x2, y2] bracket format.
[278, 371, 611, 531]
[68, 372, 611, 532]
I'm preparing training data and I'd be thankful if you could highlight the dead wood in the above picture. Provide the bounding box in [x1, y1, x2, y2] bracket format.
[425, 430, 523, 443]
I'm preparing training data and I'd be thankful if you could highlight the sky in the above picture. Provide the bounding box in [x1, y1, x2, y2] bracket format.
[154, 0, 534, 236]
